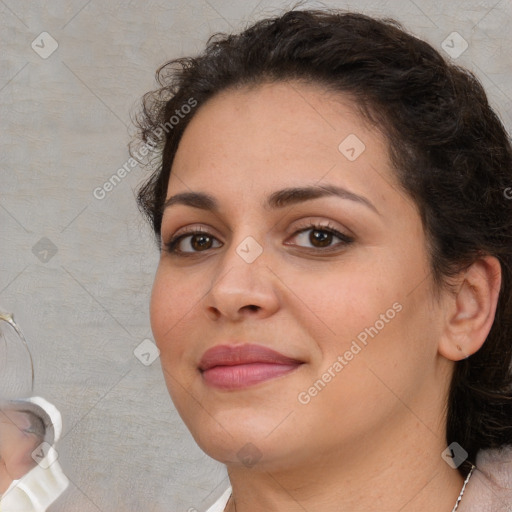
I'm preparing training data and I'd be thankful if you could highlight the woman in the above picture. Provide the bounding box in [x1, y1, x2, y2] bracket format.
[0, 407, 43, 493]
[0, 313, 69, 511]
[0, 397, 69, 511]
[133, 9, 512, 511]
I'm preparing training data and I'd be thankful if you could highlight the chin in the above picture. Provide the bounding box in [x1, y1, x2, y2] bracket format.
[194, 433, 291, 471]
[183, 408, 289, 464]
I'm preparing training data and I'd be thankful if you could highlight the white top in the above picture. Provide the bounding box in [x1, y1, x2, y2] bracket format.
[0, 458, 69, 512]
[205, 486, 232, 512]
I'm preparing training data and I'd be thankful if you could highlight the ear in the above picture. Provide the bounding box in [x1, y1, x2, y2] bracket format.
[438, 256, 502, 361]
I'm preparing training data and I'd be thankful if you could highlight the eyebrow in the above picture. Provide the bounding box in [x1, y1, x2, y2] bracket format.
[162, 184, 380, 215]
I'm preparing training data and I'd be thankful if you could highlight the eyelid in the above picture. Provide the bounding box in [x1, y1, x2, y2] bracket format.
[162, 223, 219, 245]
[163, 225, 222, 254]
[287, 217, 352, 237]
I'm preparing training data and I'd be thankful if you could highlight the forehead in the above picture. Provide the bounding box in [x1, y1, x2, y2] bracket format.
[176, 80, 379, 160]
[167, 81, 400, 216]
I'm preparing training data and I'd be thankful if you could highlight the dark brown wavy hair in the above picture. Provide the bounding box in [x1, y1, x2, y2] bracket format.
[133, 8, 512, 478]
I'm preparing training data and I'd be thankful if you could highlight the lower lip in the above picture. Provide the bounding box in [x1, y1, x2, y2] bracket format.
[201, 362, 301, 390]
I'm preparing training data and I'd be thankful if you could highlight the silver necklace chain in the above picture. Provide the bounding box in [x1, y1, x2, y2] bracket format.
[451, 464, 476, 512]
[227, 464, 476, 512]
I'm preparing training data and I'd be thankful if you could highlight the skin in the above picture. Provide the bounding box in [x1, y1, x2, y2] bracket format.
[150, 81, 501, 511]
[0, 409, 41, 493]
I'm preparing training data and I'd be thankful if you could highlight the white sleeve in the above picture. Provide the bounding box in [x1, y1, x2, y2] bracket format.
[204, 486, 232, 512]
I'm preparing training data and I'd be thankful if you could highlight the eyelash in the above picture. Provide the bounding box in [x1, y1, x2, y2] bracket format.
[162, 222, 354, 256]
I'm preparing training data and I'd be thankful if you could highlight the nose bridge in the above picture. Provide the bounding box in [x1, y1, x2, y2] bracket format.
[204, 226, 279, 318]
[212, 231, 266, 292]
[217, 206, 268, 272]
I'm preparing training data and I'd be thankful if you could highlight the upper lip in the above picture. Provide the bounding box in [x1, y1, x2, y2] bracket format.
[198, 343, 303, 371]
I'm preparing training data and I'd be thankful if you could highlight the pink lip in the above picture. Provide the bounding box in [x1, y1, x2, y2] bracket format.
[198, 344, 303, 390]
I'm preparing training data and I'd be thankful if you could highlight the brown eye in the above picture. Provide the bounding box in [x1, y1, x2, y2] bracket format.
[310, 229, 333, 247]
[190, 233, 213, 251]
[164, 229, 222, 254]
[287, 224, 353, 251]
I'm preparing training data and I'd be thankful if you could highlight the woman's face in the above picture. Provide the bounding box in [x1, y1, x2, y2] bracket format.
[0, 409, 40, 482]
[150, 81, 452, 469]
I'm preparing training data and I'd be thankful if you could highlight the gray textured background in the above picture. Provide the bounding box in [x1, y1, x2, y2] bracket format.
[1, 0, 511, 511]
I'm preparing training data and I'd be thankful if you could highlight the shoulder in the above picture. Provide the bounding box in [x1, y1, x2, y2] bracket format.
[459, 444, 512, 512]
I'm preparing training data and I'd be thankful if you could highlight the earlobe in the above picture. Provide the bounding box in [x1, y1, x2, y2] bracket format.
[438, 256, 501, 362]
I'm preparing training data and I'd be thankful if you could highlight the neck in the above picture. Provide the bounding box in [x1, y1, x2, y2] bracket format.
[224, 418, 465, 512]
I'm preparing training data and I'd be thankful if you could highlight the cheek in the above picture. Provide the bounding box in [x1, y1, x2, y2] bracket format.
[149, 271, 168, 348]
[1, 430, 36, 460]
[149, 270, 207, 427]
[150, 266, 188, 350]
[8, 445, 38, 478]
[317, 275, 438, 414]
[149, 265, 205, 379]
[295, 263, 402, 345]
[297, 252, 431, 388]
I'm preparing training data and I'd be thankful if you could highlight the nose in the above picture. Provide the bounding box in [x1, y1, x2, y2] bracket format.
[203, 237, 281, 322]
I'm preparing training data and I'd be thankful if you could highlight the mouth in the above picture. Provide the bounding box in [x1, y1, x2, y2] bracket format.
[198, 343, 304, 390]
